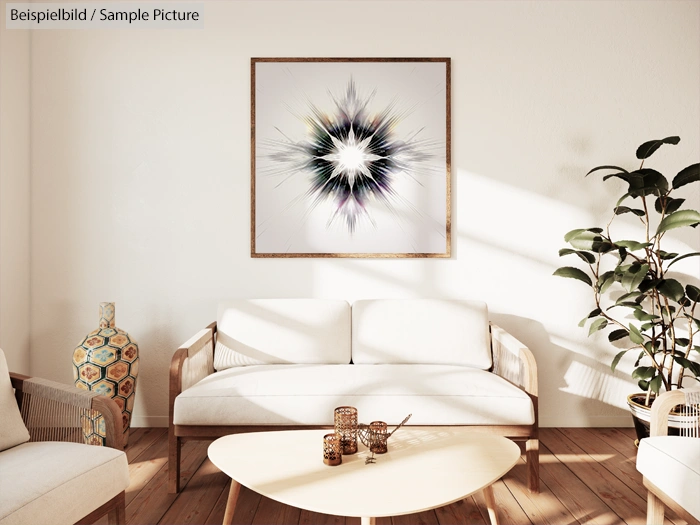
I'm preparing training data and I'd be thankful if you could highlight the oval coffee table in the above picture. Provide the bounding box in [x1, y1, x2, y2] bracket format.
[208, 427, 520, 525]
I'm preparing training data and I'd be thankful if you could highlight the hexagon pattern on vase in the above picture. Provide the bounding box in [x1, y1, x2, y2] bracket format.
[73, 302, 139, 446]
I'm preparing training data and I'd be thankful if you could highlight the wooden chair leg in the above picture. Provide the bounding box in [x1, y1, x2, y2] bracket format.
[168, 430, 181, 493]
[526, 438, 539, 493]
[647, 490, 665, 525]
[107, 491, 126, 525]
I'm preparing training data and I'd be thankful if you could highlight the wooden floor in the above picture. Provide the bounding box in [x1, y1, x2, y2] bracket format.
[105, 427, 688, 525]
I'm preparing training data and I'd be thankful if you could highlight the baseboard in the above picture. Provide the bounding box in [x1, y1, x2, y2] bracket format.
[131, 416, 168, 428]
[540, 415, 633, 428]
[131, 415, 633, 429]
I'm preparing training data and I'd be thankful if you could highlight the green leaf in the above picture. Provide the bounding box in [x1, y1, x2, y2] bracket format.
[622, 264, 649, 292]
[672, 163, 700, 189]
[655, 197, 685, 214]
[554, 267, 592, 286]
[615, 291, 643, 304]
[657, 210, 700, 235]
[597, 271, 616, 294]
[564, 229, 586, 243]
[558, 249, 596, 264]
[616, 193, 631, 208]
[588, 318, 608, 336]
[634, 350, 646, 366]
[636, 136, 680, 159]
[674, 357, 700, 377]
[568, 231, 613, 253]
[608, 302, 642, 311]
[618, 247, 628, 263]
[638, 278, 659, 293]
[629, 324, 645, 344]
[675, 338, 690, 347]
[686, 285, 700, 303]
[667, 252, 700, 269]
[587, 227, 604, 233]
[649, 374, 663, 394]
[611, 350, 628, 372]
[608, 329, 629, 342]
[634, 309, 660, 322]
[657, 279, 685, 302]
[615, 240, 651, 251]
[586, 165, 630, 176]
[658, 250, 680, 260]
[614, 206, 646, 217]
[640, 322, 654, 331]
[632, 366, 656, 380]
[628, 168, 669, 197]
[638, 379, 650, 392]
[578, 308, 602, 327]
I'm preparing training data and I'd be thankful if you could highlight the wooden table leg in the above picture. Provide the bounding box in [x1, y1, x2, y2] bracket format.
[360, 517, 376, 525]
[483, 484, 499, 525]
[222, 480, 241, 525]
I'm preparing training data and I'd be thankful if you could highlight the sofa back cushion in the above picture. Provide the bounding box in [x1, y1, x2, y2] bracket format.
[0, 348, 30, 452]
[351, 299, 492, 368]
[214, 299, 351, 370]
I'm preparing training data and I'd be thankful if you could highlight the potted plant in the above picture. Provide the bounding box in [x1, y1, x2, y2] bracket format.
[554, 136, 700, 441]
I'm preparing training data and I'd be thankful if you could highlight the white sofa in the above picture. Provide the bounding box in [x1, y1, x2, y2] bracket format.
[0, 349, 130, 525]
[169, 299, 539, 492]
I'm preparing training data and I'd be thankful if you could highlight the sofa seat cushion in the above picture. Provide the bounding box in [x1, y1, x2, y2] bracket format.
[637, 435, 700, 521]
[173, 364, 535, 426]
[352, 300, 492, 368]
[0, 441, 129, 525]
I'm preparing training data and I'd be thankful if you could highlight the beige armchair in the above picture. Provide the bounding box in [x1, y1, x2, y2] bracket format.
[0, 349, 129, 525]
[636, 389, 700, 525]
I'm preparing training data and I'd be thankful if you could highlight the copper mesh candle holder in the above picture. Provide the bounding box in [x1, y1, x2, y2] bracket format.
[323, 433, 342, 466]
[334, 406, 358, 454]
[369, 421, 389, 454]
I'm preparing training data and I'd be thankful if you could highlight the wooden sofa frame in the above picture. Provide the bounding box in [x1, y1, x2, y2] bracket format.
[9, 373, 126, 525]
[169, 322, 539, 494]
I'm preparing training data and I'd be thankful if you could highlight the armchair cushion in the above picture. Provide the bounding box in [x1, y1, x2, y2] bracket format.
[0, 441, 129, 525]
[0, 349, 29, 452]
[637, 435, 700, 521]
[214, 300, 351, 369]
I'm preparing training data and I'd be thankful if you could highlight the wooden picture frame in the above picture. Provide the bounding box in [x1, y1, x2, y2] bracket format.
[251, 57, 451, 258]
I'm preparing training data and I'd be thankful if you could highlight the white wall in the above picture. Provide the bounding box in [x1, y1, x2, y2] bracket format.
[0, 3, 31, 373]
[25, 0, 700, 427]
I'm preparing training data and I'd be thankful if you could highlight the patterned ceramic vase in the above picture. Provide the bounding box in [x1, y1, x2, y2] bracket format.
[72, 302, 139, 445]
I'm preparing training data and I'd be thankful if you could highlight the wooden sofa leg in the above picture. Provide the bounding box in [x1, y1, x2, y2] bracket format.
[169, 430, 181, 493]
[526, 438, 539, 493]
[646, 490, 665, 525]
[107, 491, 126, 525]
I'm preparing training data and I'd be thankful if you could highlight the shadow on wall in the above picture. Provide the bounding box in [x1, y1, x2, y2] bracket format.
[492, 313, 633, 427]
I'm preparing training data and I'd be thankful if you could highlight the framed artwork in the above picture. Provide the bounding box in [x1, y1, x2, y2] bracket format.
[251, 57, 451, 258]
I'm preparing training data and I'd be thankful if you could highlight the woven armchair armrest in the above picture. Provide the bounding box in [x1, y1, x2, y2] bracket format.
[10, 373, 124, 450]
[490, 323, 538, 397]
[649, 389, 700, 437]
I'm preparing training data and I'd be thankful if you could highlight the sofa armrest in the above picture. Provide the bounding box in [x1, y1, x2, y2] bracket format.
[10, 373, 124, 450]
[489, 323, 538, 398]
[169, 324, 216, 418]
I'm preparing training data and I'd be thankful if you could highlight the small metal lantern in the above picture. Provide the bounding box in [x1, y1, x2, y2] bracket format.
[323, 433, 342, 466]
[334, 406, 358, 454]
[368, 421, 389, 454]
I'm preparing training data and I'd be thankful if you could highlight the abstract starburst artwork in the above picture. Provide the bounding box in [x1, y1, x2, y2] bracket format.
[252, 58, 450, 257]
